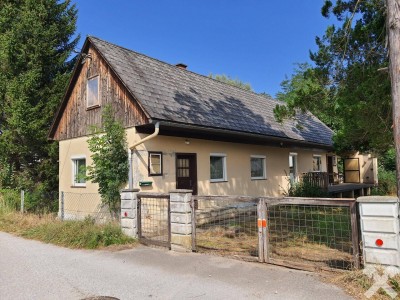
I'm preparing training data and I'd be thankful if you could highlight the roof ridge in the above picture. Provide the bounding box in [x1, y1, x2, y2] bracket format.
[87, 36, 279, 103]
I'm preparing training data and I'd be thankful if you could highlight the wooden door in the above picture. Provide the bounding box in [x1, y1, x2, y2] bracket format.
[176, 154, 197, 195]
[343, 158, 360, 183]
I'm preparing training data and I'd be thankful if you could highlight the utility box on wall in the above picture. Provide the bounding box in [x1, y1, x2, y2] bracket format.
[357, 196, 400, 269]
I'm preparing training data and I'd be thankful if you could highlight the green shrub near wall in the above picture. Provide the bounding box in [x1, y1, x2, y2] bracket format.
[286, 181, 329, 198]
[372, 166, 397, 196]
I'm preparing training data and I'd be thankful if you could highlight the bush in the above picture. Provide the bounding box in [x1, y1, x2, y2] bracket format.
[24, 185, 58, 214]
[286, 180, 329, 198]
[372, 166, 397, 196]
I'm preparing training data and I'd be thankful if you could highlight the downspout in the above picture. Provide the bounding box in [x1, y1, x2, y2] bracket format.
[128, 122, 160, 189]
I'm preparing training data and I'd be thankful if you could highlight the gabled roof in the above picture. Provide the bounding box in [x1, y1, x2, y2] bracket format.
[51, 36, 334, 148]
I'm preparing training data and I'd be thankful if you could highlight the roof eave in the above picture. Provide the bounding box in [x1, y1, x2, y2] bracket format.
[140, 119, 334, 151]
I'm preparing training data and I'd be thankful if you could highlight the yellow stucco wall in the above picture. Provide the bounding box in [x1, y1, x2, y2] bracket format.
[346, 152, 378, 184]
[59, 127, 330, 201]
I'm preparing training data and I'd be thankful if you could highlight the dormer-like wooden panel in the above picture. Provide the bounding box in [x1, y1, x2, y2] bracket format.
[52, 44, 148, 141]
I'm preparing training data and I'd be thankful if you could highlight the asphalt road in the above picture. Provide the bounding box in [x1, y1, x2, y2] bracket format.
[0, 232, 352, 300]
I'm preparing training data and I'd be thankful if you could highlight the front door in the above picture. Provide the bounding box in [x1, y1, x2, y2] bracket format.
[176, 153, 197, 195]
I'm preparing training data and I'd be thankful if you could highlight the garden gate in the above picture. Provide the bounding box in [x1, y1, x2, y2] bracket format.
[137, 193, 171, 248]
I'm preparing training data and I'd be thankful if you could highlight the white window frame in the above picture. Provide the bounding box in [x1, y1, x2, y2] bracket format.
[289, 152, 298, 183]
[210, 153, 227, 182]
[87, 75, 100, 108]
[250, 155, 267, 180]
[313, 154, 322, 172]
[72, 156, 86, 187]
[148, 151, 163, 176]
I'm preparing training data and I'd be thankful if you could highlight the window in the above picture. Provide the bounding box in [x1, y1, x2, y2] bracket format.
[289, 153, 298, 183]
[210, 153, 227, 182]
[87, 76, 99, 107]
[251, 155, 266, 179]
[72, 158, 86, 186]
[313, 155, 322, 171]
[148, 152, 163, 176]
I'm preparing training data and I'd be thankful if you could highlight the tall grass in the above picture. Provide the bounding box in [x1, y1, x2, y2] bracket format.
[0, 191, 136, 249]
[0, 211, 136, 249]
[0, 189, 20, 212]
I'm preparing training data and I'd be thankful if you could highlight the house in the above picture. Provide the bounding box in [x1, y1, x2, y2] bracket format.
[49, 36, 341, 216]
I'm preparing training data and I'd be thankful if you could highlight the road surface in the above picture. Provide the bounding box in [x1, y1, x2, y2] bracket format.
[0, 232, 352, 299]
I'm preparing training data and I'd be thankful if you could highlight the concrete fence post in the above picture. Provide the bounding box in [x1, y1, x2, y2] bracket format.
[357, 196, 400, 274]
[120, 189, 139, 238]
[60, 191, 64, 221]
[170, 189, 193, 252]
[20, 190, 24, 213]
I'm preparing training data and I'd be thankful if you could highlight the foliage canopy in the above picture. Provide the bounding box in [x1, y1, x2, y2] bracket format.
[274, 0, 391, 154]
[0, 0, 79, 204]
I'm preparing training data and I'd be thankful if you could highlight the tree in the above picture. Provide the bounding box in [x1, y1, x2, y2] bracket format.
[386, 0, 400, 195]
[87, 105, 129, 217]
[274, 63, 338, 129]
[275, 0, 391, 154]
[209, 74, 253, 91]
[0, 0, 78, 205]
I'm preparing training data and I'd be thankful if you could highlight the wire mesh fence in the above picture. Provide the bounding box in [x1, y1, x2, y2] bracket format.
[61, 192, 113, 222]
[137, 193, 170, 248]
[193, 196, 259, 260]
[266, 200, 357, 270]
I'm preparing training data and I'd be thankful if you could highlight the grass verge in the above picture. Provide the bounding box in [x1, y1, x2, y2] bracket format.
[327, 270, 400, 299]
[0, 211, 137, 249]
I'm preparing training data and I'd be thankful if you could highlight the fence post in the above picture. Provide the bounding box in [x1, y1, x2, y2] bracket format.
[263, 201, 269, 263]
[170, 189, 193, 252]
[191, 195, 196, 252]
[349, 201, 360, 269]
[60, 191, 64, 221]
[120, 189, 139, 238]
[20, 190, 24, 213]
[257, 199, 264, 262]
[357, 196, 400, 274]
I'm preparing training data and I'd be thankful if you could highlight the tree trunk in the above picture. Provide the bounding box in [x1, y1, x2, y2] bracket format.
[386, 0, 400, 197]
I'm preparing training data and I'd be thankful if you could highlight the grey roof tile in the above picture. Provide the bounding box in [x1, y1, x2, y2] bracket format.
[90, 36, 333, 147]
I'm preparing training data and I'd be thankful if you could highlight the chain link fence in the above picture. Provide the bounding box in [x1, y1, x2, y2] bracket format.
[61, 192, 115, 222]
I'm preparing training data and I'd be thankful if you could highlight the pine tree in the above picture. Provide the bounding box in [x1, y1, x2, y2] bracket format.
[0, 0, 79, 209]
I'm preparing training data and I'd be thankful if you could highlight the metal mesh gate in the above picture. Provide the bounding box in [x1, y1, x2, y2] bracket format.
[137, 193, 170, 248]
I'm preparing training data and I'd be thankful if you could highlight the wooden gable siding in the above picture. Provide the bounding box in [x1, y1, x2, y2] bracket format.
[53, 45, 148, 141]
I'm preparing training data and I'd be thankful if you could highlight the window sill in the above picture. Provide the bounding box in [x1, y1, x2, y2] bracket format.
[86, 104, 101, 111]
[210, 179, 228, 183]
[71, 185, 86, 188]
[251, 177, 267, 181]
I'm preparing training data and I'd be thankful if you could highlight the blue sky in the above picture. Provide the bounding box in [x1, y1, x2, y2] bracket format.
[72, 1, 335, 97]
